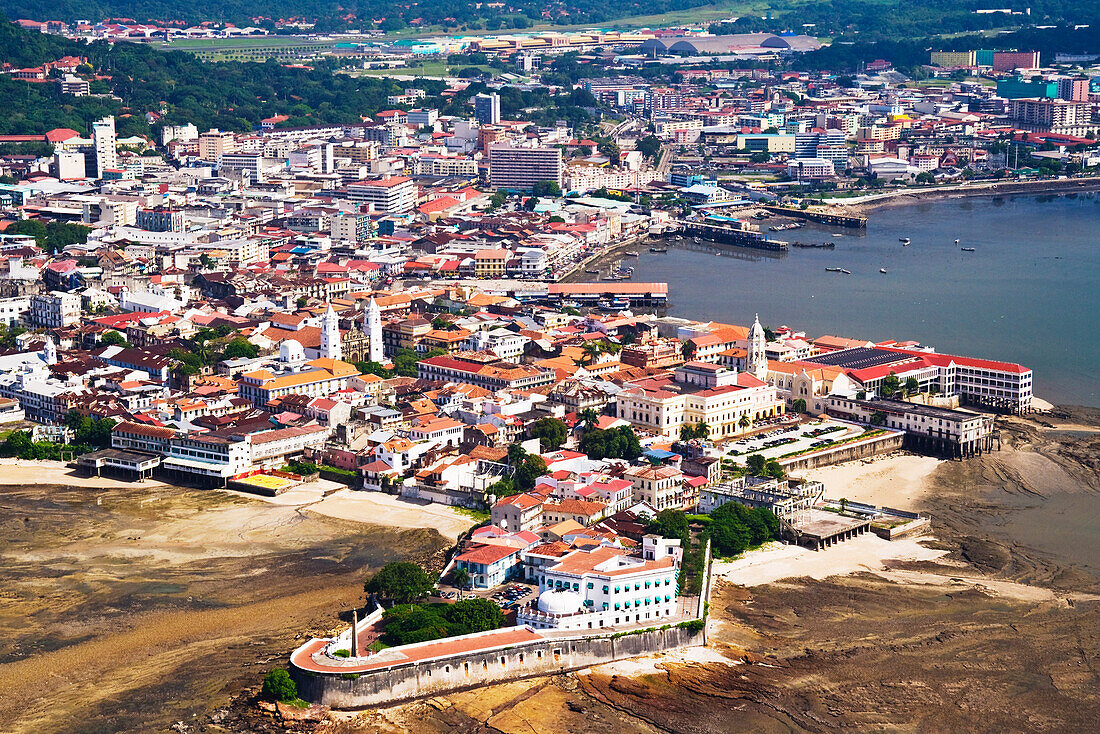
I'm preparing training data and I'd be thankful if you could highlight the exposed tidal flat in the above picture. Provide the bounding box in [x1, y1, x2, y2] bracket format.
[631, 192, 1100, 408]
[350, 409, 1100, 734]
[0, 481, 452, 734]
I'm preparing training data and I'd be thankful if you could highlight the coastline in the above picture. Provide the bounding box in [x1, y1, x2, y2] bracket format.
[841, 176, 1100, 214]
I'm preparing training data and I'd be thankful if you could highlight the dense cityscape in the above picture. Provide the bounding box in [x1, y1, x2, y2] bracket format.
[0, 9, 1097, 734]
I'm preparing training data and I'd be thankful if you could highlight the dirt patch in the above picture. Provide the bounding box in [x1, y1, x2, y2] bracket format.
[0, 483, 450, 734]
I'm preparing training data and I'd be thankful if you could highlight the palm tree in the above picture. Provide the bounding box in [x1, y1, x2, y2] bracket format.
[738, 415, 751, 431]
[696, 421, 710, 438]
[581, 341, 603, 365]
[579, 408, 599, 428]
[681, 340, 696, 361]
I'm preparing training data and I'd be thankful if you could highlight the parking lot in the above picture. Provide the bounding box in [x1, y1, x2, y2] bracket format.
[436, 580, 539, 610]
[721, 418, 864, 463]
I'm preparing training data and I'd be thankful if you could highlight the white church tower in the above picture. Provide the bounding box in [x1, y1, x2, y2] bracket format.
[363, 297, 383, 363]
[747, 314, 767, 380]
[43, 335, 57, 366]
[320, 305, 342, 361]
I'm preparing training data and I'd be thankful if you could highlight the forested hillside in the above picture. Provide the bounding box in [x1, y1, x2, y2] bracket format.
[0, 18, 407, 138]
[0, 0, 716, 32]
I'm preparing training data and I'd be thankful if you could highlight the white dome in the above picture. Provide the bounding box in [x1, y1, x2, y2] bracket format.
[279, 339, 305, 363]
[538, 589, 583, 615]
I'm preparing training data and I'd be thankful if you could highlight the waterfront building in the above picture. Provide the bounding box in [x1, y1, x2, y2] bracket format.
[518, 537, 681, 631]
[825, 396, 994, 457]
[699, 475, 822, 519]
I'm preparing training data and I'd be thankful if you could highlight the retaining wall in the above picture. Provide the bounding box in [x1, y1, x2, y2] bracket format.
[292, 624, 704, 708]
[779, 432, 904, 471]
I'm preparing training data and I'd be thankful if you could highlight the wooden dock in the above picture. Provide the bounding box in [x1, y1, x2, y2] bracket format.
[763, 206, 868, 229]
[679, 220, 788, 251]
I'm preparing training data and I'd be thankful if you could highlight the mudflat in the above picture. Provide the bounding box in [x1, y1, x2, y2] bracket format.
[334, 408, 1100, 734]
[0, 482, 451, 734]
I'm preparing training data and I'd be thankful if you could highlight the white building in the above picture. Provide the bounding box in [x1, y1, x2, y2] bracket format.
[30, 291, 81, 328]
[519, 538, 681, 631]
[92, 116, 117, 178]
[345, 176, 417, 214]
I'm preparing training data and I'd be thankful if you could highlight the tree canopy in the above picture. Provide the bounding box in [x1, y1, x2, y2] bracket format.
[578, 425, 642, 461]
[364, 561, 435, 604]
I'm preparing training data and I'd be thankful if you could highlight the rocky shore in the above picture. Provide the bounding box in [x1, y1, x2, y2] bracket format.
[292, 406, 1100, 734]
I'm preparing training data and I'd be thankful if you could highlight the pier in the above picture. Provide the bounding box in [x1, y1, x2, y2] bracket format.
[763, 206, 868, 229]
[678, 220, 788, 251]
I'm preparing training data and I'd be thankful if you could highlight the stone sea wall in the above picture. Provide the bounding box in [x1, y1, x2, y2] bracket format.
[293, 624, 704, 708]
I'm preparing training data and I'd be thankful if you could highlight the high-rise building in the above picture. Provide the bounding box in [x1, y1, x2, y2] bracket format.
[474, 93, 501, 125]
[488, 144, 563, 192]
[198, 129, 235, 163]
[92, 116, 117, 179]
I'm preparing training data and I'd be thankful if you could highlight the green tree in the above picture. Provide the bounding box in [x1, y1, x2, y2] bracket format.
[531, 179, 561, 197]
[261, 669, 298, 703]
[100, 330, 129, 347]
[530, 417, 567, 451]
[442, 597, 505, 635]
[364, 562, 435, 604]
[636, 135, 661, 161]
[792, 398, 807, 414]
[738, 414, 752, 431]
[746, 453, 767, 476]
[355, 361, 390, 377]
[680, 340, 696, 361]
[870, 411, 887, 426]
[647, 509, 689, 542]
[881, 373, 900, 398]
[765, 459, 785, 481]
[453, 567, 471, 590]
[221, 337, 258, 361]
[905, 376, 919, 395]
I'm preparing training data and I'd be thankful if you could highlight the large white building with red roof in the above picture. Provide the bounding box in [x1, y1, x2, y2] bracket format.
[518, 536, 682, 631]
[616, 361, 784, 439]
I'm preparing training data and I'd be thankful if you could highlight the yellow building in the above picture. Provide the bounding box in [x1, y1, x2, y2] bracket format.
[238, 357, 360, 408]
[616, 362, 784, 439]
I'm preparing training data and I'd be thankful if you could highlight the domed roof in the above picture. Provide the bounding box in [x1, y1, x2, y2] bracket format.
[537, 589, 583, 615]
[279, 339, 305, 362]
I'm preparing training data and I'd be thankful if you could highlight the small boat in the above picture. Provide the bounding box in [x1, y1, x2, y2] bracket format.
[954, 239, 960, 245]
[961, 247, 976, 252]
[649, 246, 668, 253]
[840, 268, 851, 274]
[832, 233, 843, 237]
[899, 237, 909, 243]
[879, 268, 887, 274]
[624, 251, 639, 257]
[585, 268, 599, 274]
[825, 267, 843, 272]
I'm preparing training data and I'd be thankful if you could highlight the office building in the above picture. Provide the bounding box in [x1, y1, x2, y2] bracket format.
[488, 145, 563, 191]
[92, 116, 117, 179]
[345, 176, 417, 214]
[474, 93, 501, 125]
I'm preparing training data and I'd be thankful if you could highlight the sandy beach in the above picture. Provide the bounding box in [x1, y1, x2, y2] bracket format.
[0, 458, 170, 488]
[798, 452, 943, 508]
[0, 458, 475, 541]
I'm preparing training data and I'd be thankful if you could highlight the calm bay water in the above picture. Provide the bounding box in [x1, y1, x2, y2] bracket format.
[630, 193, 1100, 407]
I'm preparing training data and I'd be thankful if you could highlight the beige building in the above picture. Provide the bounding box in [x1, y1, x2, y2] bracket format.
[489, 144, 563, 191]
[616, 362, 784, 439]
[624, 465, 685, 512]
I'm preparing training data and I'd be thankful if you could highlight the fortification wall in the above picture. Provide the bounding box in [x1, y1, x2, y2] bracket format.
[293, 624, 704, 709]
[780, 432, 905, 471]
